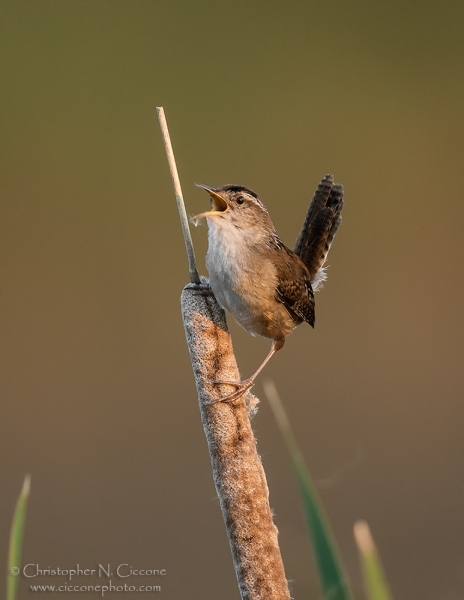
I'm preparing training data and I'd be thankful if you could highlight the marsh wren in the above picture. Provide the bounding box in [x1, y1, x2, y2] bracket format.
[192, 174, 344, 402]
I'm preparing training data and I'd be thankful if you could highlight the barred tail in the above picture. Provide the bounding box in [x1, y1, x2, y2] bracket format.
[294, 175, 344, 290]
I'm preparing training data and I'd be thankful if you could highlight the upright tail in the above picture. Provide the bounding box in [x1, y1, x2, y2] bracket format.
[293, 174, 344, 291]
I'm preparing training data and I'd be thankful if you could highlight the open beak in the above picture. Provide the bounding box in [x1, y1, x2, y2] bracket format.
[191, 184, 229, 225]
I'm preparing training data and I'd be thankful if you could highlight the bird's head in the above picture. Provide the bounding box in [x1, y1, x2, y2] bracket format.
[192, 184, 275, 234]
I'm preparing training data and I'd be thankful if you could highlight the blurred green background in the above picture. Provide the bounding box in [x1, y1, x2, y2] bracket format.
[1, 1, 463, 598]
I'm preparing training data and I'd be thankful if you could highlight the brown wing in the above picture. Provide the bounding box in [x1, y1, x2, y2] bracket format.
[275, 246, 315, 328]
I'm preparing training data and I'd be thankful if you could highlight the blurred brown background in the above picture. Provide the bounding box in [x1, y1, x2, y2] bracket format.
[1, 1, 463, 598]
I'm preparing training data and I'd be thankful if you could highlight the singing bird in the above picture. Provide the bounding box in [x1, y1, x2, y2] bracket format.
[192, 174, 344, 401]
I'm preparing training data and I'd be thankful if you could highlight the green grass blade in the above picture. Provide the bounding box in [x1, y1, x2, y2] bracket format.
[354, 520, 392, 600]
[264, 381, 352, 600]
[7, 475, 31, 600]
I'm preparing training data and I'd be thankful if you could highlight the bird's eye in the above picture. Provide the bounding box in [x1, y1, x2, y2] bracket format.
[236, 196, 245, 205]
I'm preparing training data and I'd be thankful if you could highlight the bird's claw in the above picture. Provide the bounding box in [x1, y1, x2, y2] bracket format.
[207, 379, 255, 403]
[184, 282, 214, 297]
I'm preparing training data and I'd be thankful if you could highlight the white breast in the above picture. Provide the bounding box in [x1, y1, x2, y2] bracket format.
[205, 217, 291, 339]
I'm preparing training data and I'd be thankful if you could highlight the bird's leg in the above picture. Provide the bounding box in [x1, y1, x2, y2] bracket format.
[212, 339, 285, 403]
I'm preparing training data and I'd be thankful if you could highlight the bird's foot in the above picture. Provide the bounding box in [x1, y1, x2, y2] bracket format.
[209, 378, 255, 403]
[184, 282, 214, 297]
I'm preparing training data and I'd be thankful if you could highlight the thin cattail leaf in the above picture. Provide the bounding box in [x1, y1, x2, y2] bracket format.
[264, 381, 352, 600]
